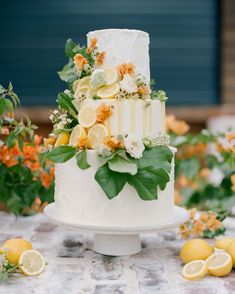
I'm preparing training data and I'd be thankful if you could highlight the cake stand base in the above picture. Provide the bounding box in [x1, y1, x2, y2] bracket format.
[44, 204, 189, 256]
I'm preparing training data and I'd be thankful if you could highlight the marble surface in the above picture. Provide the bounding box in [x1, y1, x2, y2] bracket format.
[0, 212, 235, 294]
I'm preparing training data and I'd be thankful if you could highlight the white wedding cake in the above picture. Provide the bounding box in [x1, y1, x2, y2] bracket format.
[45, 29, 175, 227]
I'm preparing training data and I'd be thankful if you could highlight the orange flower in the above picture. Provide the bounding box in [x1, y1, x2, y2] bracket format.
[103, 136, 123, 151]
[174, 190, 182, 205]
[1, 127, 9, 135]
[226, 132, 235, 143]
[90, 38, 97, 49]
[192, 220, 206, 236]
[44, 137, 56, 148]
[73, 53, 88, 70]
[77, 137, 90, 149]
[86, 47, 93, 54]
[96, 51, 106, 65]
[166, 115, 190, 135]
[138, 85, 149, 95]
[231, 174, 235, 192]
[179, 224, 191, 239]
[96, 103, 113, 123]
[117, 63, 135, 79]
[41, 171, 53, 188]
[34, 134, 42, 145]
[0, 144, 21, 167]
[199, 168, 210, 178]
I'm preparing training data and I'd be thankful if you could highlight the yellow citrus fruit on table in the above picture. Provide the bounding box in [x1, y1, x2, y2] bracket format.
[215, 237, 235, 251]
[87, 123, 108, 148]
[182, 260, 207, 280]
[69, 125, 87, 147]
[74, 85, 89, 100]
[78, 106, 97, 128]
[103, 66, 119, 85]
[97, 83, 120, 99]
[226, 241, 235, 267]
[73, 76, 90, 91]
[206, 252, 233, 277]
[19, 249, 45, 276]
[0, 238, 32, 265]
[180, 239, 213, 264]
[55, 132, 69, 147]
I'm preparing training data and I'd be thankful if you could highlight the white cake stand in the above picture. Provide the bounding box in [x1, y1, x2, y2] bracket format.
[44, 203, 189, 256]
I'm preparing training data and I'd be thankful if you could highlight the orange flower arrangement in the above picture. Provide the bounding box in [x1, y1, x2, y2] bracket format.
[117, 63, 135, 79]
[166, 115, 190, 135]
[103, 136, 123, 151]
[96, 51, 106, 65]
[86, 37, 97, 54]
[96, 103, 113, 123]
[138, 85, 149, 95]
[73, 53, 88, 70]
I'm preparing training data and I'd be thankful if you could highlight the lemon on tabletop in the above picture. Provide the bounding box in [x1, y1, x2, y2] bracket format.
[78, 105, 97, 128]
[73, 76, 90, 91]
[97, 83, 120, 99]
[182, 260, 208, 280]
[206, 252, 233, 277]
[180, 239, 213, 264]
[87, 123, 108, 148]
[55, 132, 69, 147]
[215, 237, 235, 251]
[69, 125, 87, 147]
[0, 238, 32, 265]
[19, 249, 45, 276]
[226, 241, 235, 267]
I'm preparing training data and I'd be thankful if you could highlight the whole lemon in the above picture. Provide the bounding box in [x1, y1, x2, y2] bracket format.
[226, 241, 235, 267]
[180, 239, 213, 264]
[215, 237, 235, 251]
[0, 238, 32, 265]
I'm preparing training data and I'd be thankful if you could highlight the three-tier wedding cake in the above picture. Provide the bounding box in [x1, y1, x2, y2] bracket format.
[44, 29, 175, 227]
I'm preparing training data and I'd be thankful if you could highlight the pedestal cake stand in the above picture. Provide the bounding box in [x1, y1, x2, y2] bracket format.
[44, 203, 189, 256]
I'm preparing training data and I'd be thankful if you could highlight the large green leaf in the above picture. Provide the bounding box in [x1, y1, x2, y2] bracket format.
[58, 64, 78, 83]
[57, 92, 78, 118]
[0, 98, 14, 115]
[76, 150, 90, 170]
[65, 39, 76, 58]
[178, 157, 200, 179]
[46, 146, 76, 163]
[108, 154, 137, 175]
[95, 164, 127, 199]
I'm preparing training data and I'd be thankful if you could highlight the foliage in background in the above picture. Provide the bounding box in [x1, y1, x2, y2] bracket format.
[0, 83, 54, 215]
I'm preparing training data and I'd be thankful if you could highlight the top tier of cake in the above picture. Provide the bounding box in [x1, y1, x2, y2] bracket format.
[87, 29, 150, 82]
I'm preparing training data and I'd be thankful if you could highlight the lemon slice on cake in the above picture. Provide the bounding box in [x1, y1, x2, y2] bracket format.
[97, 83, 120, 99]
[73, 76, 90, 91]
[87, 124, 108, 148]
[78, 106, 97, 128]
[19, 249, 45, 276]
[74, 85, 89, 100]
[182, 260, 207, 280]
[55, 132, 69, 147]
[69, 125, 87, 146]
[206, 252, 233, 276]
[103, 66, 119, 85]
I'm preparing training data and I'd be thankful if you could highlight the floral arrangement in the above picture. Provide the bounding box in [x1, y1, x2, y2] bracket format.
[0, 83, 54, 215]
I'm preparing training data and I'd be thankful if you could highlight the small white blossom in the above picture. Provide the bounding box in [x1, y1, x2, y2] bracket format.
[124, 134, 145, 159]
[120, 74, 138, 93]
[53, 110, 59, 115]
[95, 144, 112, 157]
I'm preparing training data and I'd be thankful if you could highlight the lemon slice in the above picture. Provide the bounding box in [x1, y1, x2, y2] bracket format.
[78, 106, 97, 128]
[73, 76, 90, 91]
[87, 124, 108, 148]
[87, 87, 97, 99]
[182, 260, 207, 280]
[19, 249, 45, 276]
[206, 252, 233, 276]
[74, 85, 89, 100]
[97, 83, 120, 99]
[103, 66, 119, 85]
[55, 132, 69, 147]
[69, 125, 87, 147]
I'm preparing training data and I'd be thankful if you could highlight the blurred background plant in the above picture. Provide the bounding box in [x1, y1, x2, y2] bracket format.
[0, 83, 54, 215]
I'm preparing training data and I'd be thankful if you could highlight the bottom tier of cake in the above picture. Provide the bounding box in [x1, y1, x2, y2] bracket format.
[54, 150, 175, 227]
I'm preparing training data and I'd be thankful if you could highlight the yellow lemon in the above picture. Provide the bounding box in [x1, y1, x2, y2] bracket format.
[206, 252, 233, 277]
[97, 83, 120, 99]
[78, 106, 97, 128]
[87, 124, 108, 148]
[87, 87, 98, 99]
[69, 125, 87, 147]
[55, 132, 69, 147]
[0, 238, 32, 265]
[19, 249, 45, 276]
[103, 66, 119, 85]
[180, 239, 213, 264]
[74, 85, 89, 100]
[73, 76, 90, 91]
[226, 241, 235, 267]
[182, 260, 207, 280]
[215, 237, 235, 251]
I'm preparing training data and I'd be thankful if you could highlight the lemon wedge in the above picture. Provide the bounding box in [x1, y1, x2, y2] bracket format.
[206, 252, 233, 276]
[103, 66, 119, 85]
[87, 124, 108, 148]
[55, 132, 69, 147]
[19, 249, 45, 276]
[73, 76, 90, 91]
[182, 260, 207, 280]
[97, 83, 120, 99]
[69, 125, 87, 147]
[74, 85, 89, 100]
[78, 106, 97, 128]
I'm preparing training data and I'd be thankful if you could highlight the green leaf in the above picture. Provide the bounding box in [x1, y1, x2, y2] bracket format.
[6, 132, 16, 148]
[76, 150, 91, 170]
[95, 164, 127, 199]
[179, 157, 200, 179]
[65, 39, 76, 58]
[0, 98, 14, 115]
[58, 64, 78, 83]
[46, 146, 76, 163]
[57, 92, 78, 116]
[0, 85, 5, 94]
[108, 154, 137, 175]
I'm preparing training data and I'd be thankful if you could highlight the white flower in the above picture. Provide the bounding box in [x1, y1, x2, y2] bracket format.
[124, 134, 145, 159]
[53, 110, 59, 115]
[120, 74, 138, 93]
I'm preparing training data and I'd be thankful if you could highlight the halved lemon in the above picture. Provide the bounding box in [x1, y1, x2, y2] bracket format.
[55, 132, 69, 147]
[206, 252, 233, 276]
[103, 66, 119, 85]
[19, 249, 45, 276]
[87, 124, 108, 148]
[182, 260, 207, 280]
[69, 125, 87, 147]
[78, 106, 97, 128]
[74, 85, 89, 100]
[73, 76, 90, 91]
[97, 83, 120, 99]
[215, 237, 235, 251]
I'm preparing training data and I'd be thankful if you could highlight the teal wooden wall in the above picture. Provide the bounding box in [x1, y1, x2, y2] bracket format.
[0, 0, 219, 106]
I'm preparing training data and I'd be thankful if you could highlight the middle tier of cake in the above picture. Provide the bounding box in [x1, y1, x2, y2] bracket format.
[74, 99, 166, 138]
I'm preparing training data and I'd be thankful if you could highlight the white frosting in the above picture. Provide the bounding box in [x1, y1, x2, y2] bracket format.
[54, 150, 175, 227]
[87, 29, 150, 81]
